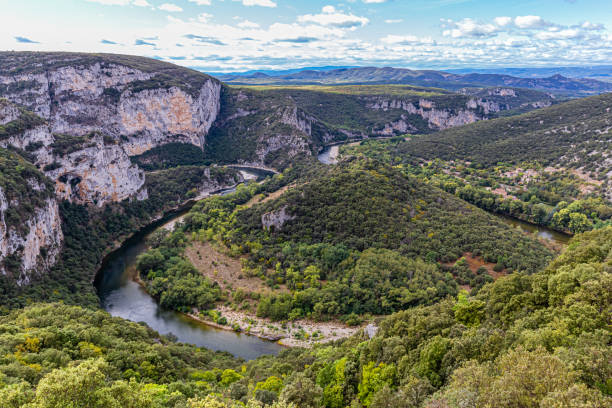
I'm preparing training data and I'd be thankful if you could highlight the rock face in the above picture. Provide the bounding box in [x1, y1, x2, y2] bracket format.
[262, 206, 296, 231]
[367, 98, 483, 130]
[0, 57, 222, 205]
[0, 174, 62, 286]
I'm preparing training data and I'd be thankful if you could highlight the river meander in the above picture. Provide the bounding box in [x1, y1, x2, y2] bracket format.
[95, 170, 284, 360]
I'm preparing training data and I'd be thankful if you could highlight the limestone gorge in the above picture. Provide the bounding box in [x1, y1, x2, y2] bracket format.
[0, 52, 600, 288]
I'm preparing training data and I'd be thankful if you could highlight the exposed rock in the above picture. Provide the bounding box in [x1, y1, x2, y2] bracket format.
[262, 206, 296, 231]
[280, 106, 312, 136]
[0, 62, 222, 204]
[46, 134, 145, 205]
[367, 98, 483, 130]
[488, 88, 517, 97]
[0, 188, 62, 286]
[375, 116, 418, 135]
[364, 323, 378, 339]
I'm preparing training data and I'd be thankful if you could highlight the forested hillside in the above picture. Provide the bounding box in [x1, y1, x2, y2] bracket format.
[133, 160, 553, 325]
[2, 226, 609, 407]
[394, 93, 612, 178]
[0, 165, 242, 310]
[0, 51, 609, 408]
[338, 93, 612, 237]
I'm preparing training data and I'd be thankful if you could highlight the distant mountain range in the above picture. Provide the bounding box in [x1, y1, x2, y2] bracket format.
[445, 66, 612, 81]
[214, 66, 612, 96]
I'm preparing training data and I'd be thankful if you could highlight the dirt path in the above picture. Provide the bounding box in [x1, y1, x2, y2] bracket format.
[184, 240, 363, 347]
[244, 183, 293, 208]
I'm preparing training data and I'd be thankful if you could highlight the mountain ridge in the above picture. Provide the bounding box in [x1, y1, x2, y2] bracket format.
[216, 66, 612, 96]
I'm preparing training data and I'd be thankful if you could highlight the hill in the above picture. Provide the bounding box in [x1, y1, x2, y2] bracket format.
[242, 225, 612, 408]
[3, 226, 609, 407]
[0, 52, 558, 174]
[446, 65, 612, 81]
[216, 66, 612, 96]
[205, 84, 555, 167]
[133, 160, 554, 324]
[338, 93, 612, 236]
[392, 92, 612, 182]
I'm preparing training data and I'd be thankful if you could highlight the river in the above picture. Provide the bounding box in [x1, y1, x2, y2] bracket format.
[497, 214, 570, 245]
[95, 170, 284, 361]
[316, 143, 571, 246]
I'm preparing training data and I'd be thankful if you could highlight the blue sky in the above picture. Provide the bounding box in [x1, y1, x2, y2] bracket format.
[2, 0, 611, 71]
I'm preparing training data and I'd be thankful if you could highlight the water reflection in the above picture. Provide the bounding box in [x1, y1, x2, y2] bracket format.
[96, 171, 283, 360]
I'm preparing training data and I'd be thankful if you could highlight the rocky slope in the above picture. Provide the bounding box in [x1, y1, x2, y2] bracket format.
[1, 52, 559, 173]
[205, 85, 556, 166]
[0, 52, 221, 205]
[0, 149, 62, 285]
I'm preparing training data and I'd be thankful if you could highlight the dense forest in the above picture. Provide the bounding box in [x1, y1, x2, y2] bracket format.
[341, 132, 612, 235]
[1, 226, 609, 407]
[0, 51, 610, 408]
[389, 93, 612, 180]
[0, 165, 242, 310]
[134, 159, 554, 323]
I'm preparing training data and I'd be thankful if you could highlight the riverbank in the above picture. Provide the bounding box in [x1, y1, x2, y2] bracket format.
[93, 177, 244, 286]
[182, 240, 364, 348]
[187, 306, 363, 348]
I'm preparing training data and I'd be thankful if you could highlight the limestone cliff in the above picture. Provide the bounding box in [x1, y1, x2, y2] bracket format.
[0, 150, 62, 285]
[0, 53, 222, 204]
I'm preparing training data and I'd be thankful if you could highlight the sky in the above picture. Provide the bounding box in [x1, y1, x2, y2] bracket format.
[2, 0, 612, 72]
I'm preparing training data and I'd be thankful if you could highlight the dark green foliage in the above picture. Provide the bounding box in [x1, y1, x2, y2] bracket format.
[205, 84, 554, 167]
[181, 159, 551, 320]
[0, 100, 46, 140]
[42, 162, 61, 172]
[0, 303, 241, 405]
[101, 87, 121, 103]
[343, 137, 612, 234]
[131, 143, 207, 171]
[236, 227, 611, 407]
[0, 165, 240, 310]
[0, 148, 54, 234]
[50, 133, 95, 156]
[137, 230, 223, 312]
[393, 93, 612, 178]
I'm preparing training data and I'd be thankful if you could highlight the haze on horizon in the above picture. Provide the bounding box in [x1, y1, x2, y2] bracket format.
[1, 0, 611, 72]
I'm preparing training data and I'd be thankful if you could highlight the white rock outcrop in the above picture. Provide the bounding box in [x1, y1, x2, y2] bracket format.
[0, 188, 63, 286]
[366, 98, 482, 130]
[0, 63, 222, 205]
[262, 206, 296, 231]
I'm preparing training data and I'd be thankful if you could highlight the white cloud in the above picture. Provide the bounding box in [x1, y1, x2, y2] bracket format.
[159, 3, 183, 12]
[363, 0, 386, 3]
[581, 21, 604, 30]
[197, 13, 212, 23]
[298, 6, 369, 30]
[237, 19, 260, 28]
[442, 18, 499, 38]
[239, 0, 277, 7]
[534, 28, 582, 40]
[381, 35, 434, 45]
[493, 16, 512, 27]
[385, 19, 403, 24]
[514, 15, 549, 29]
[188, 0, 212, 5]
[7, 3, 612, 72]
[86, 0, 132, 5]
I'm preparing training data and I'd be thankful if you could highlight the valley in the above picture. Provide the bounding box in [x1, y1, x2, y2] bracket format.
[0, 50, 609, 408]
